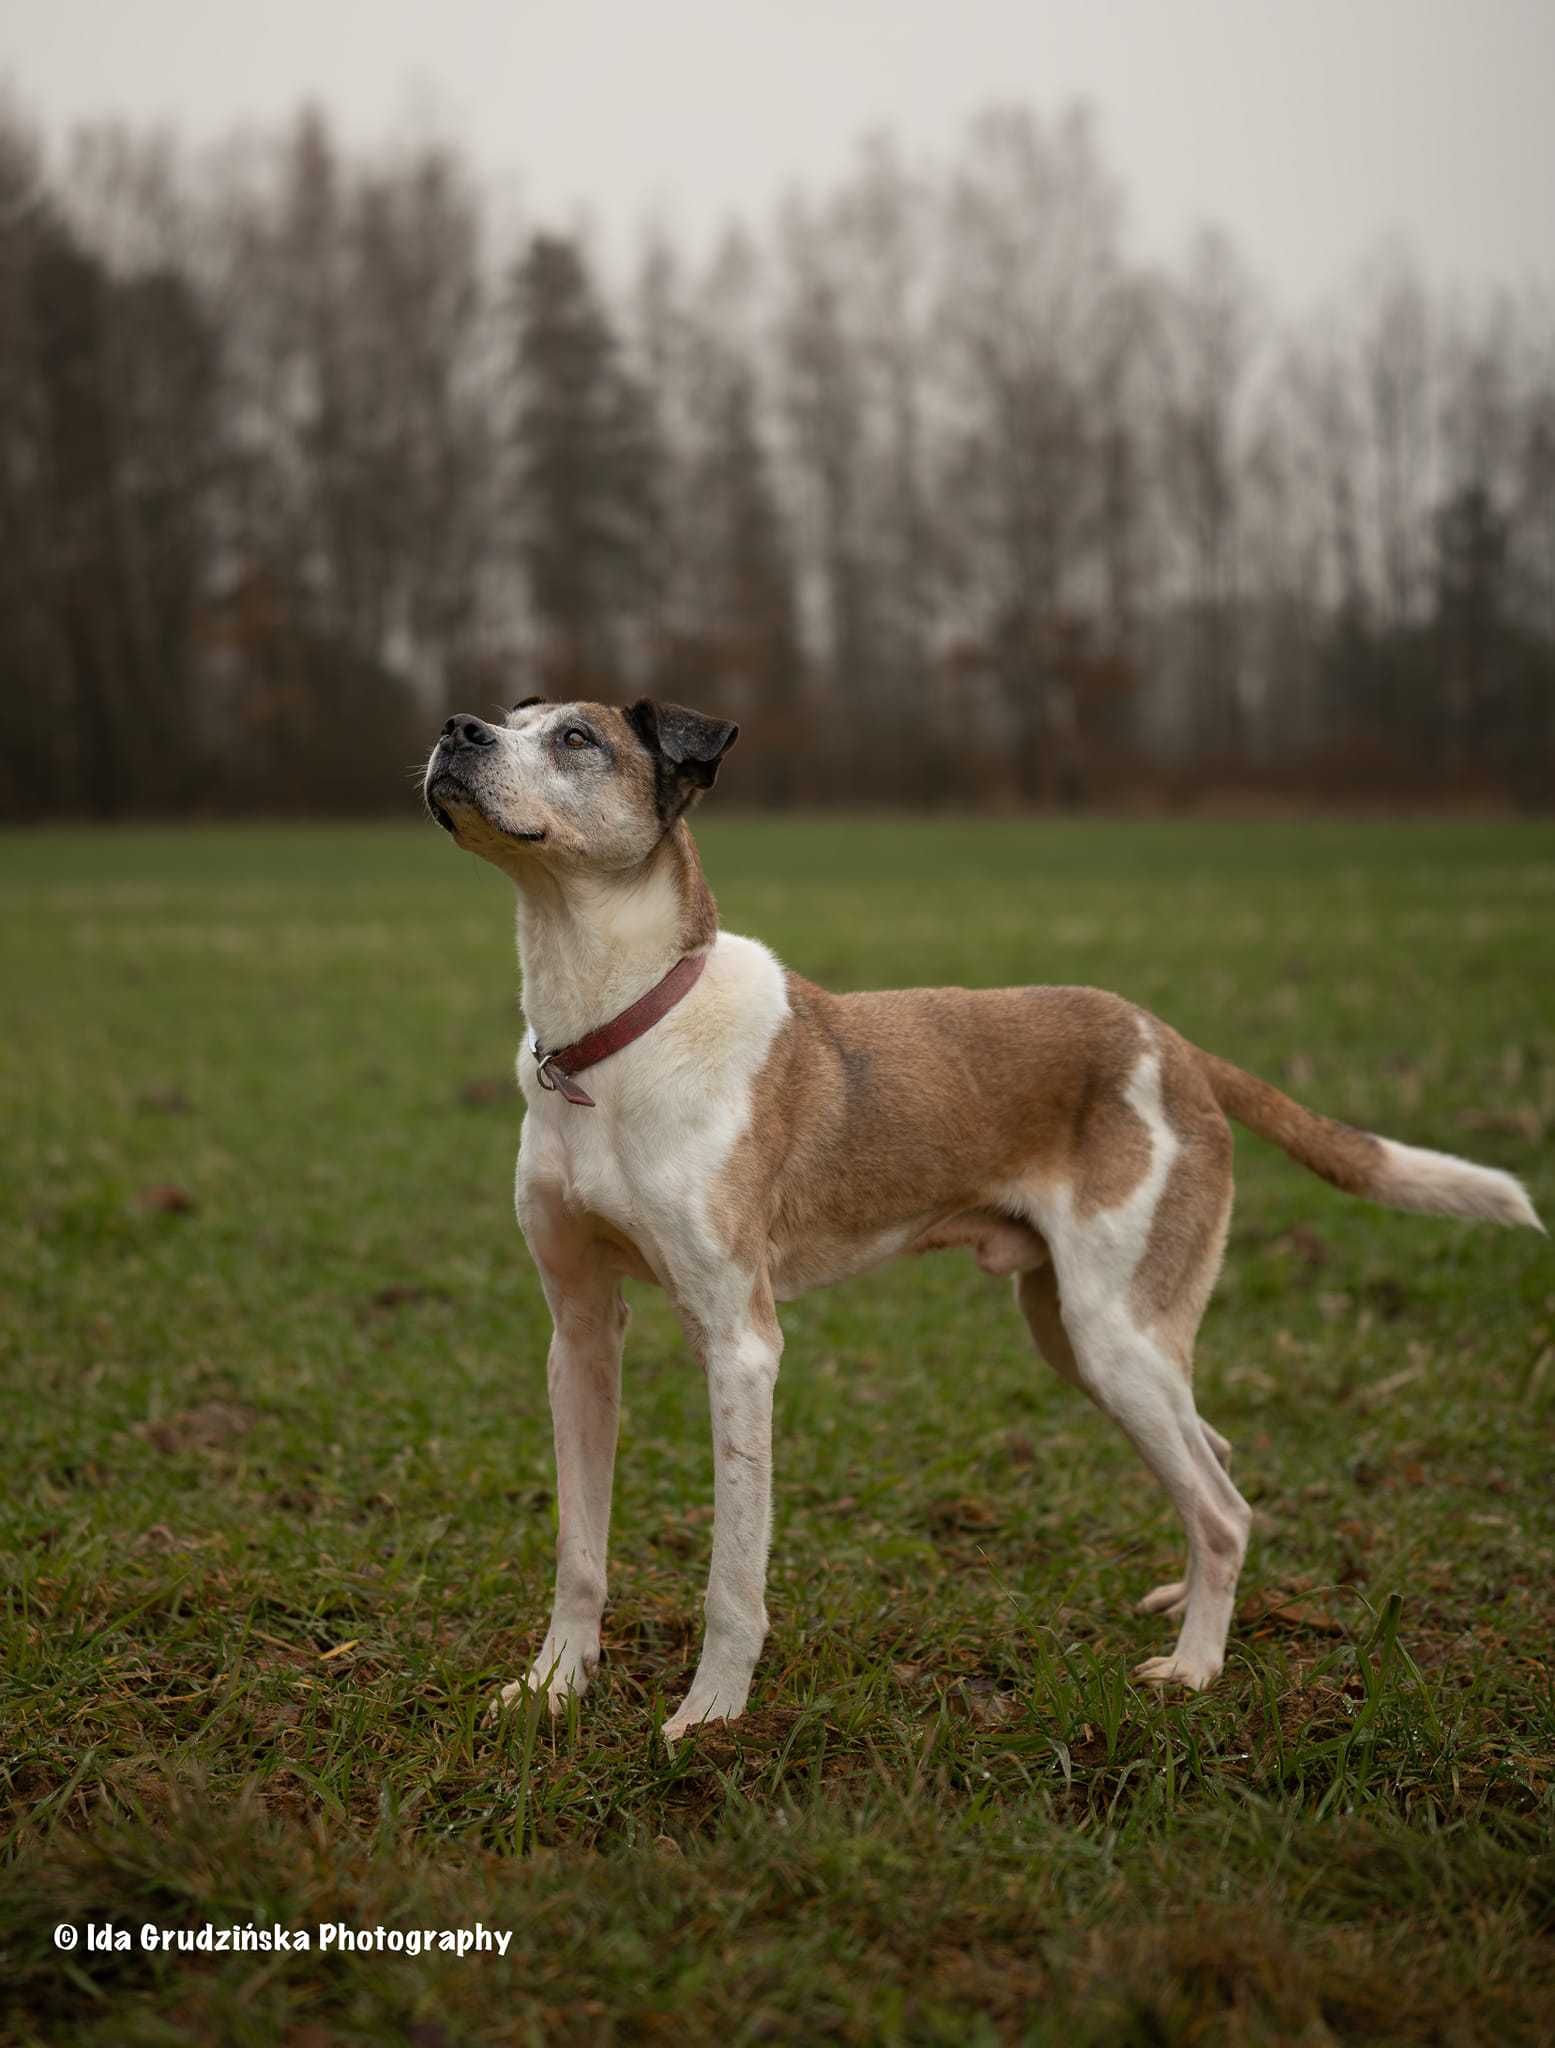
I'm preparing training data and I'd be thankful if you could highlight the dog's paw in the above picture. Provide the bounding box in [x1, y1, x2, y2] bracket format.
[1135, 1579, 1188, 1618]
[1132, 1653, 1221, 1693]
[661, 1707, 730, 1749]
[485, 1677, 533, 1726]
[486, 1635, 597, 1724]
[662, 1675, 748, 1749]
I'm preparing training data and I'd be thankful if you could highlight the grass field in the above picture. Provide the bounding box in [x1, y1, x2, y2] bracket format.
[2, 814, 1554, 2046]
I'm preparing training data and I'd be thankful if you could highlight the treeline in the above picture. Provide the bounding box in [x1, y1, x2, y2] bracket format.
[1, 100, 1552, 818]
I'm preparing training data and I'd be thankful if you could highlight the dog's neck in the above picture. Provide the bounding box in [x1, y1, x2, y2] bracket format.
[513, 820, 717, 1050]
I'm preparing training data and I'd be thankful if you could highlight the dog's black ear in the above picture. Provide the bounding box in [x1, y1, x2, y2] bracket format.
[511, 695, 545, 712]
[625, 699, 739, 820]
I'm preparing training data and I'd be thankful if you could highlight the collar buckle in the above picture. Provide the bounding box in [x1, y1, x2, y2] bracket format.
[532, 1042, 597, 1108]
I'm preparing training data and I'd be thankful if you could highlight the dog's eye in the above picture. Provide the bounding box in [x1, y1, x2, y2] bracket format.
[561, 727, 595, 750]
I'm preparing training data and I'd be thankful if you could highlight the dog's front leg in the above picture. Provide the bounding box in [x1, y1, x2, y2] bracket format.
[663, 1282, 783, 1745]
[498, 1208, 626, 1719]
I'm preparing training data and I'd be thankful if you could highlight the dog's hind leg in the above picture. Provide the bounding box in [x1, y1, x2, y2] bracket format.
[1130, 1414, 1233, 1617]
[1017, 1027, 1249, 1687]
[1061, 1289, 1250, 1690]
[1015, 1263, 1235, 1627]
[1014, 1260, 1081, 1386]
[1201, 1421, 1232, 1471]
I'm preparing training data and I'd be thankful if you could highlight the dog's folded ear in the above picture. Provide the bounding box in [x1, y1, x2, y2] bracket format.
[626, 699, 739, 819]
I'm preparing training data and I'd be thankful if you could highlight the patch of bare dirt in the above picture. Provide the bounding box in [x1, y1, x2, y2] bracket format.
[133, 1401, 257, 1454]
[923, 1496, 1003, 1536]
[1237, 1588, 1346, 1638]
[136, 1087, 192, 1116]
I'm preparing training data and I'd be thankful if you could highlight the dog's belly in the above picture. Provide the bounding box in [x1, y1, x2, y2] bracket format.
[767, 1207, 1049, 1300]
[768, 1222, 922, 1300]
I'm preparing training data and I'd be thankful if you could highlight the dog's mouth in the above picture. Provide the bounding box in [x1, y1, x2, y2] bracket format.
[424, 773, 545, 843]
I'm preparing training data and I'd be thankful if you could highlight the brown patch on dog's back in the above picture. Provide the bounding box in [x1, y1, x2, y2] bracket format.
[717, 980, 1158, 1291]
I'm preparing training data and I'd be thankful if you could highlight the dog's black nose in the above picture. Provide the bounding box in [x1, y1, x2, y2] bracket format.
[440, 714, 497, 751]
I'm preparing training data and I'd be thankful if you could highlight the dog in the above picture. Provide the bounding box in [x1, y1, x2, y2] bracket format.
[424, 697, 1542, 1742]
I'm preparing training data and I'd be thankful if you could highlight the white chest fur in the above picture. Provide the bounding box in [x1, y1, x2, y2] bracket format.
[515, 933, 790, 1297]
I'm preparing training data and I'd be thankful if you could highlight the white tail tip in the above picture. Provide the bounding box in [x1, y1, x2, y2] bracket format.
[1376, 1138, 1545, 1231]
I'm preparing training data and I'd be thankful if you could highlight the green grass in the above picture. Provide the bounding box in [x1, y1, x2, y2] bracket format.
[2, 815, 1553, 2046]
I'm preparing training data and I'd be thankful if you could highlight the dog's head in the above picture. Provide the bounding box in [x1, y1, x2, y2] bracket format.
[423, 697, 738, 874]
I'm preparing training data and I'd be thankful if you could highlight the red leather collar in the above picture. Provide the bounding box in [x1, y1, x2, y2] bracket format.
[532, 952, 707, 1107]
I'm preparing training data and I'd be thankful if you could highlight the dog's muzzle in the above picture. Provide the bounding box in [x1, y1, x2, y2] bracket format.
[426, 713, 498, 831]
[439, 714, 499, 755]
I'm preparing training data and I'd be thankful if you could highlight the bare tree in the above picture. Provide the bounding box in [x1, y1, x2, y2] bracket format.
[776, 190, 872, 797]
[1361, 248, 1433, 630]
[1, 93, 1551, 817]
[939, 105, 1125, 800]
[1160, 226, 1262, 764]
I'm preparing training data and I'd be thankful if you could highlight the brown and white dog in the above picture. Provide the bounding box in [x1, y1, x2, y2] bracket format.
[425, 697, 1543, 1742]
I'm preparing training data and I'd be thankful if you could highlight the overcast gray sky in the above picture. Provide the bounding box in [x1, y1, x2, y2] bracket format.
[7, 0, 1554, 305]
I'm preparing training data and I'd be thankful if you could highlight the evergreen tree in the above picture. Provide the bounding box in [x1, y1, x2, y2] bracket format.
[511, 234, 660, 688]
[681, 352, 802, 802]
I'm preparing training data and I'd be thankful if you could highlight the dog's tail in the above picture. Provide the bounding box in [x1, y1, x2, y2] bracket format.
[1197, 1049, 1544, 1231]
